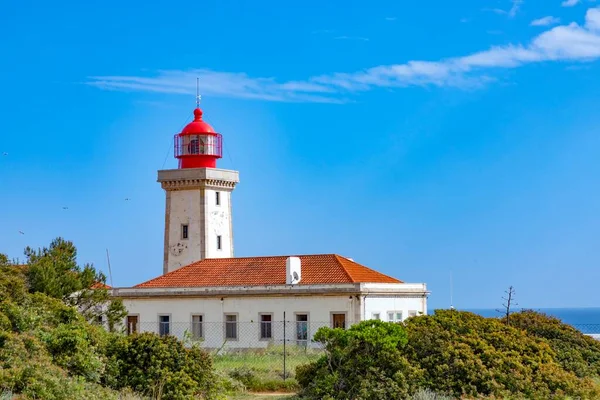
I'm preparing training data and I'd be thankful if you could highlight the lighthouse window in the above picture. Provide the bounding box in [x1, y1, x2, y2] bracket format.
[181, 224, 189, 240]
[217, 235, 222, 250]
[188, 137, 205, 155]
[215, 191, 221, 206]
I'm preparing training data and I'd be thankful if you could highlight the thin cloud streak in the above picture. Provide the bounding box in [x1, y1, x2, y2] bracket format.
[484, 0, 522, 18]
[334, 36, 370, 41]
[530, 16, 561, 26]
[88, 8, 600, 103]
[509, 0, 523, 18]
[562, 0, 581, 7]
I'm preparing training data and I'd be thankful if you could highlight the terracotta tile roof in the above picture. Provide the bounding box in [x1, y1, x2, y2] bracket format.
[135, 254, 402, 288]
[91, 282, 111, 289]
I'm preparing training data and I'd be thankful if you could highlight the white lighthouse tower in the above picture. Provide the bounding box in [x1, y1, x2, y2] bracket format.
[158, 106, 239, 274]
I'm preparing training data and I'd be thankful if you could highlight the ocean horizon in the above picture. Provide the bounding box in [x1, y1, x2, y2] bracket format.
[427, 307, 600, 334]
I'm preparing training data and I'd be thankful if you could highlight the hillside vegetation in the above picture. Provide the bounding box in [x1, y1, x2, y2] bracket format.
[0, 239, 221, 400]
[297, 312, 600, 399]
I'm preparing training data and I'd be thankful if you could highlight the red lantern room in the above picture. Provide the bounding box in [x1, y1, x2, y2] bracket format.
[174, 108, 223, 169]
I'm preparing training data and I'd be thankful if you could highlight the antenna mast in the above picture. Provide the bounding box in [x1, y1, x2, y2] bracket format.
[196, 77, 201, 108]
[106, 249, 114, 288]
[450, 271, 454, 310]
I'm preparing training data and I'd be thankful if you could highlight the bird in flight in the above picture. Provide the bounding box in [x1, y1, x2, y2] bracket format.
[62, 207, 69, 210]
[124, 198, 130, 201]
[2, 152, 7, 156]
[18, 231, 24, 235]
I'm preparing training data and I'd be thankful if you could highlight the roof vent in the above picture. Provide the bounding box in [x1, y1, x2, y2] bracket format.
[286, 257, 302, 285]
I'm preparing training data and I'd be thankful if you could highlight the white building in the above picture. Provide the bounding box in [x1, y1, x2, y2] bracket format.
[114, 105, 429, 348]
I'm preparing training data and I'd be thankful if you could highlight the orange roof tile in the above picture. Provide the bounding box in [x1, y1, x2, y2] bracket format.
[91, 282, 111, 289]
[135, 254, 402, 288]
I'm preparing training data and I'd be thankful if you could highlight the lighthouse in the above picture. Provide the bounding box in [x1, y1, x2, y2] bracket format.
[158, 106, 239, 274]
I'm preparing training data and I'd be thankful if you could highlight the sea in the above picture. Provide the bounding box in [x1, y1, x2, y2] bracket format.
[427, 307, 600, 334]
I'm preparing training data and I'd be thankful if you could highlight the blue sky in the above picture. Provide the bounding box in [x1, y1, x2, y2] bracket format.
[2, 0, 600, 309]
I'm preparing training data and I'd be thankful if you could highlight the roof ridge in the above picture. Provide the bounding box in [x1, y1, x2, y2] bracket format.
[333, 255, 356, 283]
[134, 264, 186, 288]
[134, 254, 402, 288]
[203, 253, 337, 260]
[335, 255, 403, 284]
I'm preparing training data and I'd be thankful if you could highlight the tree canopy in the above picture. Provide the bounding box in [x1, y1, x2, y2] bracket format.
[23, 237, 126, 331]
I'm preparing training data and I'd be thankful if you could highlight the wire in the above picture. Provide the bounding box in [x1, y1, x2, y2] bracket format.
[223, 141, 235, 170]
[161, 112, 193, 169]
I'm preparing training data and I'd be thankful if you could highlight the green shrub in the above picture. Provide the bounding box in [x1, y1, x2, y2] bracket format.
[511, 310, 600, 378]
[403, 310, 599, 399]
[42, 323, 107, 382]
[104, 332, 219, 400]
[0, 243, 224, 399]
[297, 312, 600, 400]
[296, 319, 422, 400]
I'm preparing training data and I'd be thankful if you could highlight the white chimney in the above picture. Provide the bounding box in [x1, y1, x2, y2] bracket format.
[286, 257, 302, 285]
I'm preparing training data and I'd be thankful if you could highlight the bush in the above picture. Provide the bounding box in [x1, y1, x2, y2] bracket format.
[511, 310, 600, 378]
[403, 310, 599, 399]
[104, 332, 220, 400]
[296, 312, 600, 400]
[296, 319, 422, 400]
[0, 244, 223, 400]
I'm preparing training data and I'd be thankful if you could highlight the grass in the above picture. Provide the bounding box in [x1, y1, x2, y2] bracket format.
[213, 345, 322, 392]
[227, 394, 296, 400]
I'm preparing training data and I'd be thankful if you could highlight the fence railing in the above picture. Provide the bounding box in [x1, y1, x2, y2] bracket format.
[572, 324, 600, 335]
[120, 321, 600, 345]
[127, 320, 337, 350]
[113, 320, 600, 384]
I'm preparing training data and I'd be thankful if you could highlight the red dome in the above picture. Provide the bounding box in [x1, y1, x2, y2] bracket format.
[181, 108, 216, 135]
[174, 107, 223, 169]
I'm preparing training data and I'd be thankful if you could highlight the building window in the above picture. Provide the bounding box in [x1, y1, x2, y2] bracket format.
[217, 235, 222, 250]
[408, 310, 418, 318]
[387, 311, 403, 322]
[260, 314, 273, 339]
[181, 224, 189, 240]
[225, 314, 238, 340]
[332, 313, 346, 329]
[96, 315, 104, 325]
[296, 314, 308, 342]
[159, 315, 171, 336]
[127, 315, 138, 335]
[215, 191, 221, 206]
[191, 315, 203, 339]
[372, 313, 381, 320]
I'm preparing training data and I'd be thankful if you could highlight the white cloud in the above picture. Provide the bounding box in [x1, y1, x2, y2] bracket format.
[88, 7, 600, 103]
[587, 7, 600, 30]
[489, 8, 508, 15]
[562, 0, 580, 7]
[509, 0, 523, 17]
[334, 36, 370, 42]
[530, 16, 561, 26]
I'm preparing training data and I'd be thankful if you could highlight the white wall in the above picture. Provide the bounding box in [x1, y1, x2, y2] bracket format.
[165, 188, 234, 273]
[203, 188, 233, 259]
[364, 296, 427, 322]
[122, 292, 426, 348]
[123, 295, 358, 348]
[166, 190, 203, 272]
